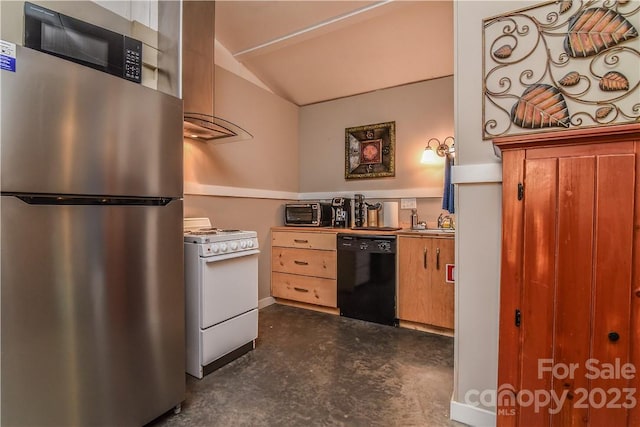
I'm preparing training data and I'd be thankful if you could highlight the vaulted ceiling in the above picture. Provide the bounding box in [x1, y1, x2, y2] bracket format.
[215, 1, 454, 106]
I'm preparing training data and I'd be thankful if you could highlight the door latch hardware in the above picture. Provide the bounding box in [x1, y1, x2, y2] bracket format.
[515, 309, 521, 327]
[517, 183, 524, 201]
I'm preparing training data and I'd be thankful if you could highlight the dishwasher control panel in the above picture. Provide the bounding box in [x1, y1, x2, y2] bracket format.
[377, 241, 392, 252]
[337, 234, 396, 254]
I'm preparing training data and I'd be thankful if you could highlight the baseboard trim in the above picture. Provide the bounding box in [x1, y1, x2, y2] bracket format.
[274, 298, 340, 315]
[258, 296, 276, 309]
[450, 400, 496, 427]
[398, 320, 454, 337]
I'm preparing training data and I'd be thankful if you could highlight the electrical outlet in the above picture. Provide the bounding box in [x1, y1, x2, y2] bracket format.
[400, 198, 417, 209]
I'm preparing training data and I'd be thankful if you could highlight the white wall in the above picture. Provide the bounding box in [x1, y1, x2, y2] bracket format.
[298, 77, 454, 225]
[184, 66, 299, 192]
[299, 77, 454, 194]
[451, 2, 539, 426]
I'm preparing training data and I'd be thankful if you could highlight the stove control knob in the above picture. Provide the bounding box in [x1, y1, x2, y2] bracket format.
[211, 244, 219, 253]
[220, 243, 228, 252]
[230, 241, 239, 251]
[247, 240, 254, 248]
[240, 240, 247, 249]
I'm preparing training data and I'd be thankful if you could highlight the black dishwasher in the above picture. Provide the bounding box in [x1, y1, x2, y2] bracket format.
[337, 234, 397, 326]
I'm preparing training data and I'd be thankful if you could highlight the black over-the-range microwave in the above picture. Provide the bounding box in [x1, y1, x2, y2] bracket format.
[23, 2, 143, 83]
[285, 203, 332, 227]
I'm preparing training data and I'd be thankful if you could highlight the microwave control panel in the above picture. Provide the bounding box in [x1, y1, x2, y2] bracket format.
[124, 36, 142, 83]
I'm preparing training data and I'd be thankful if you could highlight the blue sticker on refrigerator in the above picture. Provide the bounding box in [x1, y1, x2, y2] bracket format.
[1, 40, 16, 72]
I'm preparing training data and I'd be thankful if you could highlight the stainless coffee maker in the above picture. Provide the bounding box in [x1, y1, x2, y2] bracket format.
[353, 194, 365, 227]
[331, 197, 351, 228]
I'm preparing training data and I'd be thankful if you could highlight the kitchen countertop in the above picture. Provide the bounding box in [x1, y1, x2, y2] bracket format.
[396, 228, 456, 237]
[271, 226, 455, 237]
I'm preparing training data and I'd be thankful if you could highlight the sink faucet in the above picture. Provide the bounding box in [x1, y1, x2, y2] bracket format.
[438, 213, 454, 229]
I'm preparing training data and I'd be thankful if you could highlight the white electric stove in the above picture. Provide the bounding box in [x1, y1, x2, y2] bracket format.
[184, 217, 258, 251]
[183, 218, 259, 378]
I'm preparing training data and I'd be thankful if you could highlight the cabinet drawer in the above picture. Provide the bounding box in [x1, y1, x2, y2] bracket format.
[272, 272, 337, 307]
[271, 247, 336, 279]
[272, 231, 336, 250]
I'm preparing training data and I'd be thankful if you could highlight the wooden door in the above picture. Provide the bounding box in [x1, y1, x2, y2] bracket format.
[398, 236, 455, 329]
[496, 138, 638, 427]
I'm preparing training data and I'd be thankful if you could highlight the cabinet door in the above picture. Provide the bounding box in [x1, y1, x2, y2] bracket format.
[428, 238, 455, 329]
[497, 141, 637, 426]
[398, 236, 455, 329]
[398, 236, 430, 324]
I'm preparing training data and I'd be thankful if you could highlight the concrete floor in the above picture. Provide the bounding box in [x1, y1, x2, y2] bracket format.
[150, 304, 465, 427]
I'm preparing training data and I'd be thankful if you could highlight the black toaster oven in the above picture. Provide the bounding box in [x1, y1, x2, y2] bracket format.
[284, 203, 332, 227]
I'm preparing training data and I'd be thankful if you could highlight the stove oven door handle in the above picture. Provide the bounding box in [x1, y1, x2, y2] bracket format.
[203, 249, 260, 263]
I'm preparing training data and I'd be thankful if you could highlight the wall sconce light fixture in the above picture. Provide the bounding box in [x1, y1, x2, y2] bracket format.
[421, 136, 455, 164]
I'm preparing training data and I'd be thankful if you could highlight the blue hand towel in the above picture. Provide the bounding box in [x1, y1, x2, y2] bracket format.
[442, 155, 455, 214]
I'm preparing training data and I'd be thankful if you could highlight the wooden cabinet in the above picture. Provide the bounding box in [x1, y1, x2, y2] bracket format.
[271, 228, 458, 326]
[398, 235, 455, 330]
[271, 230, 337, 308]
[494, 125, 640, 427]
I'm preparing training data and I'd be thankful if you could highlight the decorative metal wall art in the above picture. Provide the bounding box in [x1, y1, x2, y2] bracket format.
[483, 0, 639, 140]
[345, 121, 395, 179]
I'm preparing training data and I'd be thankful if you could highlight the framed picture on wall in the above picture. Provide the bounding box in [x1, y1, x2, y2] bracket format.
[345, 121, 395, 179]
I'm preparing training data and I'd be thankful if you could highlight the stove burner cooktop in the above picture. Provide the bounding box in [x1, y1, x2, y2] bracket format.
[184, 228, 243, 236]
[187, 228, 218, 235]
[183, 218, 258, 246]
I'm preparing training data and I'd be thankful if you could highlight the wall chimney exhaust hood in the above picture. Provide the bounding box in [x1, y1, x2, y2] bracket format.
[183, 113, 252, 142]
[182, 1, 252, 143]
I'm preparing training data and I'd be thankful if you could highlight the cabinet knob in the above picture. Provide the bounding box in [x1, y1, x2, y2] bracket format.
[608, 332, 620, 342]
[634, 288, 640, 298]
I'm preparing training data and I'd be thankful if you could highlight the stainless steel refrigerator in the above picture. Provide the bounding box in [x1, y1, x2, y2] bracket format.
[1, 46, 185, 426]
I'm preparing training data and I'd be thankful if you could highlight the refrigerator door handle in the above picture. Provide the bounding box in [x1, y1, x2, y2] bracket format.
[6, 194, 175, 206]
